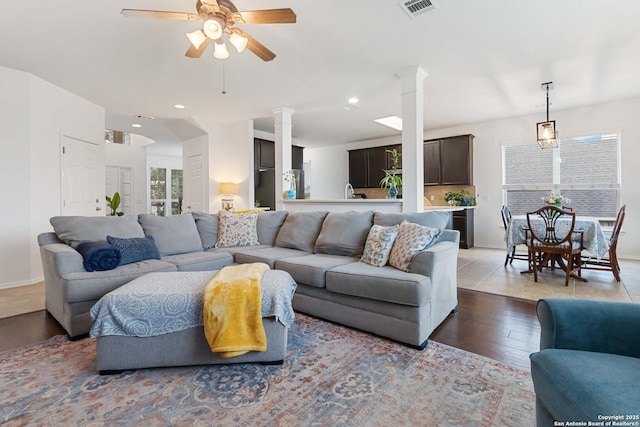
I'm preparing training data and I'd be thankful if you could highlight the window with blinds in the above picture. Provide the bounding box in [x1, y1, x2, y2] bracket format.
[503, 133, 620, 217]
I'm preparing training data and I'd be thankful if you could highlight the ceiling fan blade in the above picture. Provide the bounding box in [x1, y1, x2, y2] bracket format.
[121, 9, 200, 21]
[185, 38, 211, 58]
[237, 8, 296, 24]
[236, 29, 276, 61]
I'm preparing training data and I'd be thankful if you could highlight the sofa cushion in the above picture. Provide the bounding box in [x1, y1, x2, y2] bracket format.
[257, 211, 288, 245]
[191, 211, 218, 250]
[107, 235, 161, 266]
[161, 251, 233, 271]
[275, 211, 328, 253]
[215, 210, 260, 248]
[63, 260, 178, 303]
[138, 213, 203, 256]
[50, 215, 145, 248]
[530, 349, 640, 421]
[326, 262, 431, 306]
[314, 211, 374, 256]
[388, 221, 442, 272]
[234, 247, 310, 269]
[374, 211, 450, 230]
[275, 254, 359, 288]
[360, 224, 400, 267]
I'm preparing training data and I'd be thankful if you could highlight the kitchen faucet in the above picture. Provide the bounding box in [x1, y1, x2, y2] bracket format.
[344, 183, 354, 199]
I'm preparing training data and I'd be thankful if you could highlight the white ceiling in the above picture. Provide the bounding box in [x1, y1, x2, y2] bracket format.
[2, 1, 640, 148]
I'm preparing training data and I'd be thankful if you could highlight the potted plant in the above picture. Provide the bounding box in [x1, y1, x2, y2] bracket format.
[106, 192, 124, 216]
[379, 149, 402, 199]
[445, 189, 475, 206]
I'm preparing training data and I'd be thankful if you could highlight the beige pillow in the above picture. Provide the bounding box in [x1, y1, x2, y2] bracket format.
[215, 211, 260, 248]
[360, 224, 400, 267]
[388, 221, 442, 272]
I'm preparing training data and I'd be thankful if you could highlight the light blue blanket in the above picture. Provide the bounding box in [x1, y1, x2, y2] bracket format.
[90, 270, 297, 338]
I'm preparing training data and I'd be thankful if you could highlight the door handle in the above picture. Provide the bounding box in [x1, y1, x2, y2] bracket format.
[96, 206, 102, 211]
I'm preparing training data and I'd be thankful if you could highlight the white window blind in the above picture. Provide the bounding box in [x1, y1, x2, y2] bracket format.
[503, 133, 620, 217]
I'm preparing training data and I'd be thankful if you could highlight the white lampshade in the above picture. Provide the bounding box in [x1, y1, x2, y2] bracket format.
[229, 32, 248, 53]
[203, 19, 223, 40]
[186, 29, 207, 49]
[218, 182, 238, 195]
[213, 40, 230, 59]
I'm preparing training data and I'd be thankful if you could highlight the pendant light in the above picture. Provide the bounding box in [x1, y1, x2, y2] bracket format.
[536, 82, 558, 149]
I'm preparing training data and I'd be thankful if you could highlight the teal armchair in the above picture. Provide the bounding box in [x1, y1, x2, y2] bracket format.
[529, 298, 640, 425]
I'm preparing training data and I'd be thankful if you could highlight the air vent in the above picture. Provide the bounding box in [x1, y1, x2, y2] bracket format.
[399, 0, 438, 18]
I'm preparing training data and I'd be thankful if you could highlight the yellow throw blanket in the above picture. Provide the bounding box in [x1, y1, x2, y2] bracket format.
[202, 263, 269, 358]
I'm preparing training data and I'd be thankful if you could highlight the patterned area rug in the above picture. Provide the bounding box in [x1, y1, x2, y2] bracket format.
[0, 314, 535, 426]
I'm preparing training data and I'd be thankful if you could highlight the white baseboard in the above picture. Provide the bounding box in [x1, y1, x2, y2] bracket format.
[0, 277, 44, 290]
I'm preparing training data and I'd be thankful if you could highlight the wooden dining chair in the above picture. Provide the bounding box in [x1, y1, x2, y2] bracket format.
[526, 205, 585, 286]
[501, 205, 530, 266]
[582, 205, 626, 281]
[561, 206, 574, 213]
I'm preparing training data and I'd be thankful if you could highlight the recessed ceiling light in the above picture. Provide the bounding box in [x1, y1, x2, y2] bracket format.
[373, 115, 403, 131]
[174, 104, 186, 109]
[131, 123, 142, 128]
[347, 97, 359, 105]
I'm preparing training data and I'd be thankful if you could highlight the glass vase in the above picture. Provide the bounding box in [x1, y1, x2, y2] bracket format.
[388, 183, 398, 199]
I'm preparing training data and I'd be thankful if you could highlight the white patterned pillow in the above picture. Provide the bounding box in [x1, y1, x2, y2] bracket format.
[388, 221, 442, 272]
[360, 225, 400, 267]
[214, 211, 260, 248]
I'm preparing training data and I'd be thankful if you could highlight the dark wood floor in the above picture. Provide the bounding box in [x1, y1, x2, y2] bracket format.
[0, 289, 540, 371]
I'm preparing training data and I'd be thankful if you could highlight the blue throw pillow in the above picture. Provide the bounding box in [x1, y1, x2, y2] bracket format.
[106, 235, 161, 266]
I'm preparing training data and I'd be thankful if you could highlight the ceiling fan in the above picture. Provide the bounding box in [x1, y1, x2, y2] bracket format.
[121, 0, 296, 62]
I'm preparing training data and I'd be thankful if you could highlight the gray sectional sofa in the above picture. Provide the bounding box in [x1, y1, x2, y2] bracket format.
[38, 209, 460, 348]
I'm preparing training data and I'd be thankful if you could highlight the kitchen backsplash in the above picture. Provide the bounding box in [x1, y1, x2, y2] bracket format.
[424, 185, 477, 206]
[352, 185, 476, 205]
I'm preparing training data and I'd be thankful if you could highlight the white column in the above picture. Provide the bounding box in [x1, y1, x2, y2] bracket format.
[396, 67, 427, 213]
[273, 107, 294, 211]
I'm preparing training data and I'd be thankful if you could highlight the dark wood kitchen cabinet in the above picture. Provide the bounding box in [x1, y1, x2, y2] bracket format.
[255, 138, 275, 169]
[424, 134, 474, 185]
[349, 144, 401, 188]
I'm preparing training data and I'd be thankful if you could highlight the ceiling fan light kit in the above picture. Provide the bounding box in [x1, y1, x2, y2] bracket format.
[186, 29, 207, 49]
[122, 0, 296, 62]
[214, 39, 230, 59]
[203, 18, 224, 39]
[229, 30, 248, 53]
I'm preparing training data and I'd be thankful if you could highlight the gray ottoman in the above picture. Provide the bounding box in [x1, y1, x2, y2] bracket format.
[90, 270, 297, 374]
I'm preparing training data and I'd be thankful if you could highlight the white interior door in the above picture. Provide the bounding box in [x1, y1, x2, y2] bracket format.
[106, 166, 133, 215]
[186, 154, 204, 213]
[61, 135, 102, 216]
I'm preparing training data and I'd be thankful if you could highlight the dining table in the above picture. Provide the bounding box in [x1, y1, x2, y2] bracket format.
[505, 214, 610, 262]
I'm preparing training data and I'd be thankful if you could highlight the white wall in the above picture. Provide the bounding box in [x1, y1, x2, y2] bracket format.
[0, 66, 105, 288]
[188, 118, 254, 213]
[307, 96, 640, 259]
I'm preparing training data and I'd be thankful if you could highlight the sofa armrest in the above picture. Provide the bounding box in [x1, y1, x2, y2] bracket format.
[409, 240, 458, 278]
[537, 298, 640, 358]
[40, 243, 85, 276]
[436, 229, 460, 245]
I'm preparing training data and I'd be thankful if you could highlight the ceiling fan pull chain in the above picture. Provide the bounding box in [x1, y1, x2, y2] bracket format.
[221, 59, 227, 95]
